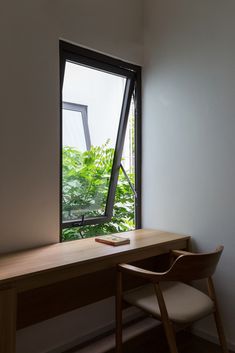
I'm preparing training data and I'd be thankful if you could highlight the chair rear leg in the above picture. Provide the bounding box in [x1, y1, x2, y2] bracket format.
[154, 284, 179, 353]
[207, 277, 229, 353]
[213, 310, 229, 353]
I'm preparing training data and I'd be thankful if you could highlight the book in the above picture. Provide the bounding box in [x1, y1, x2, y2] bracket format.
[95, 234, 130, 246]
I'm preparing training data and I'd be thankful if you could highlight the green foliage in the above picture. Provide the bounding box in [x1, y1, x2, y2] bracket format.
[62, 142, 135, 241]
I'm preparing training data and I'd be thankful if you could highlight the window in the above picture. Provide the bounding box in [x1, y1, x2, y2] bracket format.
[60, 41, 141, 241]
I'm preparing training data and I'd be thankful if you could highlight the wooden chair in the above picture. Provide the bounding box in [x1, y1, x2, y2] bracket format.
[116, 246, 228, 353]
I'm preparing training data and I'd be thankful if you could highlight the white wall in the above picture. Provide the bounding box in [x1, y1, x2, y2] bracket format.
[0, 1, 143, 352]
[143, 0, 235, 348]
[0, 0, 143, 254]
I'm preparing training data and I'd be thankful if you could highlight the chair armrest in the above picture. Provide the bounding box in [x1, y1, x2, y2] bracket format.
[171, 249, 195, 258]
[118, 264, 166, 282]
[172, 246, 224, 258]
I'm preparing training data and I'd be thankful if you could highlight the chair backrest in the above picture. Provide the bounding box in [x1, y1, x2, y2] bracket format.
[163, 246, 223, 282]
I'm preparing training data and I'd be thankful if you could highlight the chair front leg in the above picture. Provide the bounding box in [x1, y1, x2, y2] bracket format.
[116, 270, 123, 353]
[154, 283, 179, 353]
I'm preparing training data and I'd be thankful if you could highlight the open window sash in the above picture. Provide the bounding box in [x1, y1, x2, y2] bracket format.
[60, 42, 136, 228]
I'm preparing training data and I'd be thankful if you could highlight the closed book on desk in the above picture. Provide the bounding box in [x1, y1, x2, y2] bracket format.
[95, 235, 130, 246]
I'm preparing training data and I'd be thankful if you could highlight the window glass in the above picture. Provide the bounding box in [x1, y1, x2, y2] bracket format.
[62, 95, 136, 241]
[62, 61, 126, 222]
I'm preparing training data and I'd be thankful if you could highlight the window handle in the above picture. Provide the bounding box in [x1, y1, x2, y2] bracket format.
[72, 215, 85, 227]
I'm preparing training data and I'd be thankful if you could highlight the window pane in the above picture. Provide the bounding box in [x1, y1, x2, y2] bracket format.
[62, 61, 126, 222]
[62, 95, 136, 241]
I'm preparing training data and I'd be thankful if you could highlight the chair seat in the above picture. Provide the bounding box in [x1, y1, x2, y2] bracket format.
[123, 281, 214, 324]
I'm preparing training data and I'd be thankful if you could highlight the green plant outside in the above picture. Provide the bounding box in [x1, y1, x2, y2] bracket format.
[62, 142, 135, 241]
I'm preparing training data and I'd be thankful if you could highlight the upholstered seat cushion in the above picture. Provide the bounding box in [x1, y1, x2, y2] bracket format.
[123, 282, 214, 324]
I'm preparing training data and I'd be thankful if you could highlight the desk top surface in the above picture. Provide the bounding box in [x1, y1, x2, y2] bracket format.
[0, 229, 190, 287]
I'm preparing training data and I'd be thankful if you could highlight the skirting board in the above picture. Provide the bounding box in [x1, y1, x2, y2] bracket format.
[192, 327, 235, 352]
[45, 308, 146, 353]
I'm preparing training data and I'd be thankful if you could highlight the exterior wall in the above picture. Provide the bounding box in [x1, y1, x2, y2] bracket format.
[143, 0, 235, 349]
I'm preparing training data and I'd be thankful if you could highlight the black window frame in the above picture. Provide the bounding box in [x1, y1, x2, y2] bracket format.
[60, 41, 142, 237]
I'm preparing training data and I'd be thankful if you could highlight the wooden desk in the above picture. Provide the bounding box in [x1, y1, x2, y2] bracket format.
[0, 229, 190, 353]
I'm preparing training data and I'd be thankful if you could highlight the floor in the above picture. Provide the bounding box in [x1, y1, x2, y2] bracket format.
[66, 317, 233, 353]
[134, 330, 231, 353]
